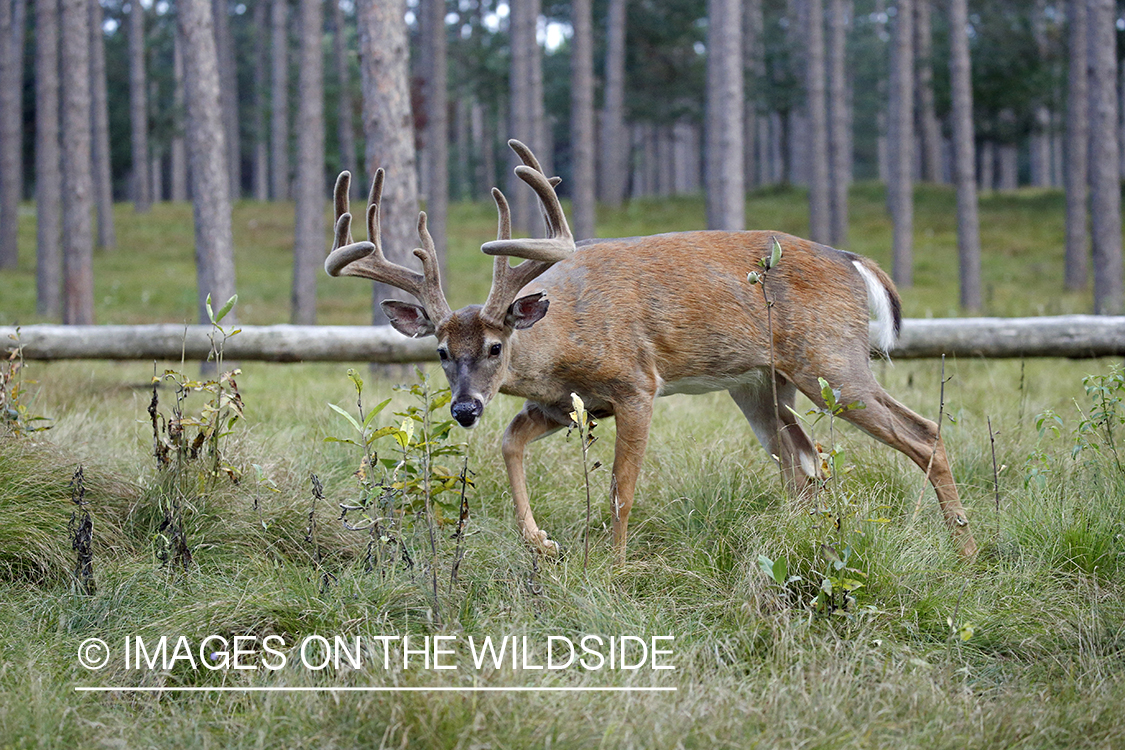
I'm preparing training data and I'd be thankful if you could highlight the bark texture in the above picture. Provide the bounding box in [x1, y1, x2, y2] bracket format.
[806, 0, 830, 242]
[705, 0, 744, 230]
[948, 0, 981, 311]
[887, 0, 913, 286]
[570, 0, 595, 240]
[35, 0, 61, 315]
[291, 0, 325, 324]
[598, 0, 627, 207]
[178, 0, 238, 325]
[1087, 0, 1123, 314]
[0, 0, 19, 269]
[355, 0, 420, 327]
[270, 0, 289, 200]
[1064, 0, 1088, 290]
[128, 0, 150, 211]
[90, 0, 116, 248]
[60, 0, 94, 323]
[827, 0, 850, 246]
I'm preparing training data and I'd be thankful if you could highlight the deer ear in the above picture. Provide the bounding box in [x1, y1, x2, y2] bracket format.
[382, 300, 436, 338]
[506, 293, 550, 330]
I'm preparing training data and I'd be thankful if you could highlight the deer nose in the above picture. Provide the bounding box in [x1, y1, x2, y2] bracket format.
[451, 398, 484, 428]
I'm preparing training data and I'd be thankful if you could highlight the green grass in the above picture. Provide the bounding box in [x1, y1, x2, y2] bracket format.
[1, 187, 1124, 748]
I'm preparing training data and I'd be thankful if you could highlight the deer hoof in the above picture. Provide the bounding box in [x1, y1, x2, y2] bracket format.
[533, 531, 561, 557]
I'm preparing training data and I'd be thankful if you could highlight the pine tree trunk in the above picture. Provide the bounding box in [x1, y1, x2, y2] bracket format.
[213, 0, 240, 200]
[60, 0, 94, 323]
[743, 0, 762, 191]
[888, 0, 913, 286]
[252, 0, 269, 201]
[1087, 0, 1123, 314]
[35, 0, 61, 315]
[948, 0, 981, 311]
[0, 0, 20, 269]
[705, 0, 744, 230]
[598, 0, 627, 206]
[1065, 0, 1088, 290]
[914, 0, 941, 183]
[291, 0, 324, 325]
[128, 0, 150, 212]
[827, 0, 849, 247]
[422, 0, 447, 257]
[356, 0, 419, 327]
[170, 28, 188, 201]
[508, 0, 535, 233]
[806, 0, 830, 242]
[570, 0, 595, 239]
[332, 0, 357, 199]
[270, 0, 289, 200]
[179, 0, 238, 325]
[90, 0, 115, 248]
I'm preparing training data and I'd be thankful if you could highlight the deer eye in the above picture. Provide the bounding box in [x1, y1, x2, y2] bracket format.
[437, 348, 449, 361]
[489, 343, 502, 357]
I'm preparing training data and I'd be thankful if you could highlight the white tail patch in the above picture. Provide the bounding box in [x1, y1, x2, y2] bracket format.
[852, 260, 896, 354]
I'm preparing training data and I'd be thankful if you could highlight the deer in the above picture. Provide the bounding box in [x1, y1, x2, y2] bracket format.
[325, 140, 978, 560]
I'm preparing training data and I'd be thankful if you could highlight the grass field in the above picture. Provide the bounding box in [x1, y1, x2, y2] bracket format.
[1, 185, 1124, 748]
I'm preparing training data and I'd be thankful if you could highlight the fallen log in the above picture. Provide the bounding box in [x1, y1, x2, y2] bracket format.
[2, 315, 1124, 362]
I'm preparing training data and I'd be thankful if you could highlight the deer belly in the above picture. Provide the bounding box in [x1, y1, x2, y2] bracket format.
[656, 367, 770, 397]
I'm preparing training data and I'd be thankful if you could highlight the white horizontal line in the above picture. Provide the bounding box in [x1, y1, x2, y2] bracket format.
[74, 686, 676, 693]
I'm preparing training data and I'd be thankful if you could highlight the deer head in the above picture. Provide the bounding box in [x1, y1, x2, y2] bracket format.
[324, 140, 575, 428]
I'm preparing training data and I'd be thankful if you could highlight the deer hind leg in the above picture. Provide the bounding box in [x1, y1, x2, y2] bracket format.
[797, 372, 978, 557]
[729, 375, 821, 500]
[502, 402, 567, 556]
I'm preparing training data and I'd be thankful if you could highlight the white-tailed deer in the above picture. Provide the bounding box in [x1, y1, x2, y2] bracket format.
[325, 141, 978, 559]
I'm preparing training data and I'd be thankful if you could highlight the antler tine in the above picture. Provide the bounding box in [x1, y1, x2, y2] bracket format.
[413, 212, 454, 322]
[323, 169, 452, 325]
[481, 165, 575, 261]
[481, 186, 556, 328]
[332, 171, 353, 249]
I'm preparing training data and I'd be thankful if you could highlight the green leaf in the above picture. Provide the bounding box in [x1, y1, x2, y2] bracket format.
[768, 236, 783, 269]
[323, 436, 361, 447]
[756, 554, 775, 581]
[362, 398, 393, 430]
[328, 403, 363, 434]
[771, 556, 788, 586]
[214, 294, 238, 323]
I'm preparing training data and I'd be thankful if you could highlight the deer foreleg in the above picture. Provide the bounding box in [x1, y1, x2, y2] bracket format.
[609, 397, 654, 562]
[502, 403, 566, 555]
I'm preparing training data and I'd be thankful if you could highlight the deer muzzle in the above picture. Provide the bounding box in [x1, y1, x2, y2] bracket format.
[451, 397, 484, 429]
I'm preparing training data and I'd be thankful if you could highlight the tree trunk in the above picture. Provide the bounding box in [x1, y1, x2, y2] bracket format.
[914, 0, 941, 183]
[422, 0, 447, 257]
[0, 0, 19, 269]
[997, 142, 1017, 190]
[508, 0, 536, 233]
[128, 0, 150, 212]
[252, 0, 269, 201]
[291, 0, 324, 325]
[705, 0, 744, 230]
[332, 0, 358, 199]
[598, 0, 627, 207]
[1065, 0, 1088, 290]
[35, 0, 61, 315]
[1087, 0, 1123, 315]
[170, 27, 188, 201]
[743, 0, 762, 191]
[270, 0, 289, 200]
[60, 0, 94, 323]
[806, 0, 830, 242]
[888, 0, 913, 287]
[948, 0, 981, 311]
[827, 0, 849, 247]
[356, 0, 420, 327]
[570, 0, 595, 239]
[213, 0, 240, 200]
[90, 0, 115, 248]
[179, 0, 238, 325]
